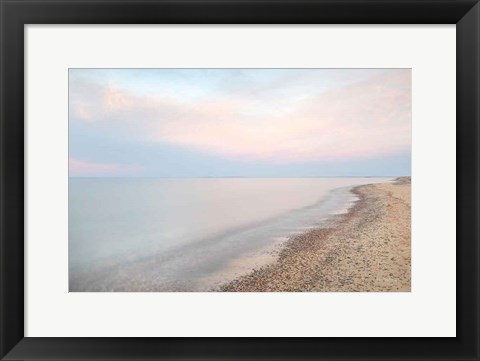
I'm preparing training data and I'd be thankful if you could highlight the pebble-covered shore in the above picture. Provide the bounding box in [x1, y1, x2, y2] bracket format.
[221, 178, 411, 292]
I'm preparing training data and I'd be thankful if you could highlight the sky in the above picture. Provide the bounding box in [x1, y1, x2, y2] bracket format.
[69, 68, 411, 178]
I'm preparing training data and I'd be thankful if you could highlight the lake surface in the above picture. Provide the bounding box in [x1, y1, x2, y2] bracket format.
[69, 177, 391, 291]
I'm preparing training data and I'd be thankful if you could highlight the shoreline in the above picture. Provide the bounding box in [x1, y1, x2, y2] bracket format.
[202, 184, 367, 290]
[220, 177, 411, 292]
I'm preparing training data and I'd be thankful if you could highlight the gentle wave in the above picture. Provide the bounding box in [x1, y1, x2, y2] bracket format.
[69, 177, 391, 291]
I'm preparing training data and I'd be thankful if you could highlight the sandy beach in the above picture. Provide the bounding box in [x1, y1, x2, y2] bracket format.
[221, 178, 411, 292]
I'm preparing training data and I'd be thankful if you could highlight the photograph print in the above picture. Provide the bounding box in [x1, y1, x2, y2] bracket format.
[69, 68, 411, 292]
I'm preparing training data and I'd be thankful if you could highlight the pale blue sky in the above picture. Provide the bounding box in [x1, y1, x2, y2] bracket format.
[69, 69, 411, 177]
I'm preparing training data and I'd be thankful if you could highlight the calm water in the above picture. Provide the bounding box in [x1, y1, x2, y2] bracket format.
[69, 177, 390, 291]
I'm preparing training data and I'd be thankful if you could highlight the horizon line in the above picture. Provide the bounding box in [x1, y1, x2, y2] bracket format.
[68, 175, 409, 179]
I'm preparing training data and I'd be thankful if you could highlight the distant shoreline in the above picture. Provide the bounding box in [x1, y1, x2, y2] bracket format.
[220, 177, 411, 292]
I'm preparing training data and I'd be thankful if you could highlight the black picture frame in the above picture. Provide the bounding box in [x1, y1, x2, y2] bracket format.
[1, 0, 478, 360]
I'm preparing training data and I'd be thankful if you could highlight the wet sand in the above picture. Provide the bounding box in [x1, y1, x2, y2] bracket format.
[221, 178, 411, 292]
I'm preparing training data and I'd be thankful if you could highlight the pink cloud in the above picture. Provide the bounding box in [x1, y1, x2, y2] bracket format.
[69, 158, 140, 177]
[69, 70, 411, 163]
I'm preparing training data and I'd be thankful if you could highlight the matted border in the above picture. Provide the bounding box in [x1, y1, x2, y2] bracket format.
[26, 26, 452, 338]
[1, 0, 478, 360]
